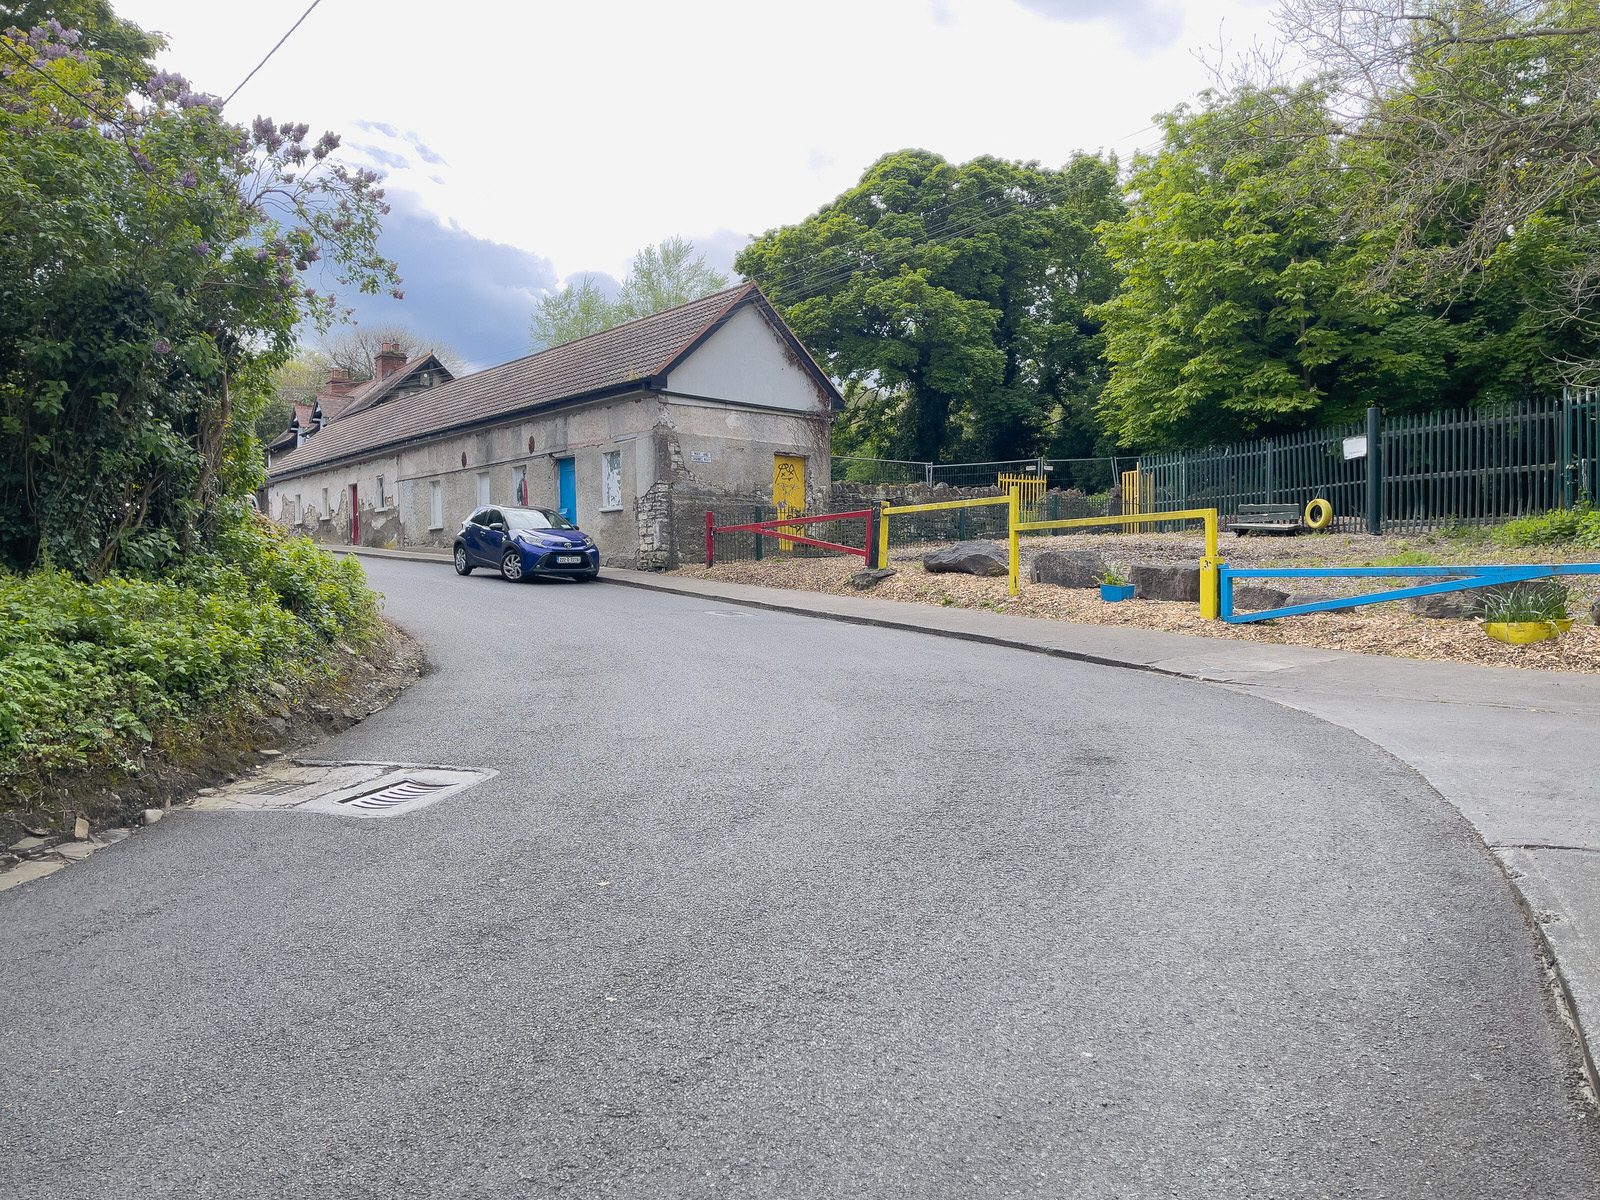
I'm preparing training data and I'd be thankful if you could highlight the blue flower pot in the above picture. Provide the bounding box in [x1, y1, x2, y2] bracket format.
[1100, 583, 1135, 602]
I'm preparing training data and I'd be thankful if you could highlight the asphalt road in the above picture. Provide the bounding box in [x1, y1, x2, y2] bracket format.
[3, 556, 1597, 1198]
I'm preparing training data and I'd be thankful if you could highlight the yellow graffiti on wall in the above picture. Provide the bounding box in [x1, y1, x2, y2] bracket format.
[773, 454, 806, 550]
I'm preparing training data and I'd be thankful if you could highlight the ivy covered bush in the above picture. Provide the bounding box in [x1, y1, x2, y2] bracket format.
[0, 12, 396, 805]
[0, 515, 380, 790]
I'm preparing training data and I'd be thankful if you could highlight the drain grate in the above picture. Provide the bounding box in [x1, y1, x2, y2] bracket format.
[339, 779, 448, 811]
[250, 779, 309, 797]
[194, 762, 494, 819]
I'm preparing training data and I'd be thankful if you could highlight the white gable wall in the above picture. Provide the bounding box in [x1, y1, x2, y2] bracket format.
[663, 305, 829, 412]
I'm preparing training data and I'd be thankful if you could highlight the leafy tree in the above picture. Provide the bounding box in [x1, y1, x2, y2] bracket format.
[0, 18, 397, 576]
[1093, 86, 1486, 448]
[529, 238, 730, 350]
[736, 150, 1124, 463]
[1259, 0, 1600, 325]
[529, 275, 615, 350]
[0, 1, 160, 91]
[613, 236, 729, 323]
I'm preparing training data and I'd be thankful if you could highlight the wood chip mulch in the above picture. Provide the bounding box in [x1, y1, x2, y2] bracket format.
[678, 533, 1600, 674]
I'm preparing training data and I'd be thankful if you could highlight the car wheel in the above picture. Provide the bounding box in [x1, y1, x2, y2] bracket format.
[500, 549, 525, 582]
[453, 545, 472, 575]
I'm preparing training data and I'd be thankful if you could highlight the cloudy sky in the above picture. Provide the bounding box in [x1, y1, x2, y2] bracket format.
[117, 0, 1278, 368]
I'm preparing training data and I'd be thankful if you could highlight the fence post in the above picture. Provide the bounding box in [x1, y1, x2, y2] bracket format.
[704, 510, 714, 567]
[1007, 490, 1021, 596]
[1366, 405, 1383, 535]
[1265, 443, 1275, 505]
[1561, 387, 1575, 510]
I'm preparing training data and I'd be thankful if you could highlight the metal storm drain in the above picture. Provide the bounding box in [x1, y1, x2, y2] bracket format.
[194, 761, 494, 819]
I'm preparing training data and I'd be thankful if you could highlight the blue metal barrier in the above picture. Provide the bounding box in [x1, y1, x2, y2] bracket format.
[1219, 563, 1600, 623]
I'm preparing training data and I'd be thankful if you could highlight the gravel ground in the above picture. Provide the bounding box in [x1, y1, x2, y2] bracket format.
[681, 530, 1600, 673]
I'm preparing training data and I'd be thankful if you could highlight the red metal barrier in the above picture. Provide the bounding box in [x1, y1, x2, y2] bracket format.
[706, 509, 875, 568]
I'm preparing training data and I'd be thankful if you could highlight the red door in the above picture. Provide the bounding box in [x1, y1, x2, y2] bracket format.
[349, 484, 360, 544]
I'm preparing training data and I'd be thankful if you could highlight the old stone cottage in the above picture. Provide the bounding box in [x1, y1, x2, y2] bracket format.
[265, 283, 840, 567]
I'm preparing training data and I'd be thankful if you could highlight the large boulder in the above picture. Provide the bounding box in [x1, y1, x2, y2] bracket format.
[1231, 584, 1291, 613]
[1408, 581, 1523, 619]
[923, 540, 1009, 577]
[1131, 564, 1199, 602]
[1591, 596, 1600, 626]
[1029, 549, 1107, 588]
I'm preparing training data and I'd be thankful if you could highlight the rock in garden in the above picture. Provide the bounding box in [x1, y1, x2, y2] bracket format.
[1029, 550, 1107, 588]
[1231, 585, 1290, 613]
[73, 817, 89, 841]
[1591, 596, 1600, 626]
[848, 567, 897, 589]
[1130, 564, 1199, 602]
[1408, 587, 1475, 619]
[1407, 581, 1522, 619]
[923, 541, 1009, 577]
[142, 809, 163, 826]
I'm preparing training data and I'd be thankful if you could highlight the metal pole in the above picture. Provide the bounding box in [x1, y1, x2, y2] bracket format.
[1366, 405, 1383, 536]
[704, 510, 715, 567]
[1562, 387, 1575, 510]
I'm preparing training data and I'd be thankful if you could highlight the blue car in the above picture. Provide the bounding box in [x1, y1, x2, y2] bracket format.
[453, 505, 600, 582]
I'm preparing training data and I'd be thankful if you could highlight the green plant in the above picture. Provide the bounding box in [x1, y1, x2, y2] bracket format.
[1480, 582, 1570, 624]
[1365, 550, 1436, 567]
[1100, 567, 1129, 586]
[1492, 506, 1600, 550]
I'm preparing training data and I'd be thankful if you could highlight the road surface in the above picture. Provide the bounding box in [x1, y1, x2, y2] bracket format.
[3, 556, 1596, 1198]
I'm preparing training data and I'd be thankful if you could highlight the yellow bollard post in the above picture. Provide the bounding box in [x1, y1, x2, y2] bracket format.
[1008, 490, 1021, 597]
[1199, 509, 1220, 620]
[878, 509, 890, 572]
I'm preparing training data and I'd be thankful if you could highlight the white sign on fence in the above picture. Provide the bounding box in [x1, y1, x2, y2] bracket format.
[1342, 435, 1368, 460]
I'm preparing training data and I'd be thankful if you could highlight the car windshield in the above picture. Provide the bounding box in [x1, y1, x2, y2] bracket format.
[503, 506, 575, 531]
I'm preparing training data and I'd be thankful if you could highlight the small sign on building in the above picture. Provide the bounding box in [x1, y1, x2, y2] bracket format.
[1342, 435, 1368, 460]
[689, 450, 714, 463]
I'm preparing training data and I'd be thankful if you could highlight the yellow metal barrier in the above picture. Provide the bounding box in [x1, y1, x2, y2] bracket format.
[998, 472, 1046, 520]
[879, 495, 1020, 596]
[1013, 507, 1222, 619]
[1120, 468, 1153, 516]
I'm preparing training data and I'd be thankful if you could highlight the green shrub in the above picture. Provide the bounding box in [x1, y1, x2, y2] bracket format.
[0, 520, 381, 792]
[1481, 582, 1571, 623]
[1491, 506, 1600, 549]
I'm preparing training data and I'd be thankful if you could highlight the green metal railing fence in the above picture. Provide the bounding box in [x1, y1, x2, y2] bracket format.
[1138, 391, 1600, 533]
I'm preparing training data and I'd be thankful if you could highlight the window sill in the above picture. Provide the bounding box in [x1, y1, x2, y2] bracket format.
[427, 524, 444, 532]
[598, 506, 623, 514]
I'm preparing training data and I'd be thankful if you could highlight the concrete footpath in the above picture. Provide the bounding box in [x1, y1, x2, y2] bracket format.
[350, 545, 1600, 1087]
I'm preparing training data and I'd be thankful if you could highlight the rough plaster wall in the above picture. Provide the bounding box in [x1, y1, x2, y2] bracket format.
[268, 386, 831, 569]
[663, 304, 833, 413]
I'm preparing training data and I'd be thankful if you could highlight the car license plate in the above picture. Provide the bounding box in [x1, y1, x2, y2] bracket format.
[556, 555, 583, 564]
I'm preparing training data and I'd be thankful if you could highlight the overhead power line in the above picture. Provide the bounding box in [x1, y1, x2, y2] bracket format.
[223, 0, 324, 109]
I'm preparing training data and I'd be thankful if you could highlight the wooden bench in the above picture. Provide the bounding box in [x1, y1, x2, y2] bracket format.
[1229, 503, 1303, 536]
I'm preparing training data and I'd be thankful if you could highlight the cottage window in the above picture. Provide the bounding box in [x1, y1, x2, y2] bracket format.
[512, 465, 527, 506]
[429, 481, 443, 530]
[376, 475, 387, 509]
[477, 472, 491, 507]
[601, 451, 622, 511]
[292, 493, 302, 524]
[321, 487, 330, 520]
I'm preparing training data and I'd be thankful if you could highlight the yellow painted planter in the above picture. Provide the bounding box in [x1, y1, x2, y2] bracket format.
[1483, 620, 1563, 645]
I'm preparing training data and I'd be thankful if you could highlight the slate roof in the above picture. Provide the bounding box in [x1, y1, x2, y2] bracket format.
[267, 283, 833, 481]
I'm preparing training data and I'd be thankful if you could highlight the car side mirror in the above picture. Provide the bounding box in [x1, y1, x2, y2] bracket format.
[489, 521, 506, 532]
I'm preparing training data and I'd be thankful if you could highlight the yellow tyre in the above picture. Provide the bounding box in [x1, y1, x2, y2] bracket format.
[1303, 498, 1333, 531]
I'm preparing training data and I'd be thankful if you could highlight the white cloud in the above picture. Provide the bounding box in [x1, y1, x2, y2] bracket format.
[121, 0, 1278, 318]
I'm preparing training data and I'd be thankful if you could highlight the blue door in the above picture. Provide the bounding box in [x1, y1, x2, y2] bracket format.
[557, 458, 576, 525]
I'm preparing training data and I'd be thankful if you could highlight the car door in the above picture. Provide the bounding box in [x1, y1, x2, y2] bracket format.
[476, 507, 507, 565]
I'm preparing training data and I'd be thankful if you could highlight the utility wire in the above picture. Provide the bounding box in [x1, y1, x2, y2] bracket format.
[223, 0, 323, 109]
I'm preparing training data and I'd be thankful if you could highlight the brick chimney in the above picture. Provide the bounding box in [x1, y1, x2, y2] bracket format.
[324, 368, 356, 397]
[374, 341, 406, 380]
